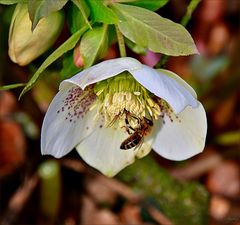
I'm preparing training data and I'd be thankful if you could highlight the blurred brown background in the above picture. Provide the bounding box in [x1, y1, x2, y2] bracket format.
[0, 0, 240, 224]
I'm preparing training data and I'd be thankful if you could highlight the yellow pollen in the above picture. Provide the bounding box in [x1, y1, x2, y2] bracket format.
[93, 72, 177, 126]
[96, 89, 104, 96]
[134, 91, 141, 96]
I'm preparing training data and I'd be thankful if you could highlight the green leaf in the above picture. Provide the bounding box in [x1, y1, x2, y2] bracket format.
[108, 25, 117, 45]
[80, 25, 109, 68]
[71, 0, 91, 29]
[125, 38, 147, 54]
[19, 27, 87, 99]
[111, 3, 198, 56]
[0, 83, 26, 91]
[121, 0, 169, 11]
[67, 2, 87, 34]
[86, 0, 118, 24]
[28, 0, 68, 30]
[60, 51, 82, 79]
[0, 0, 22, 4]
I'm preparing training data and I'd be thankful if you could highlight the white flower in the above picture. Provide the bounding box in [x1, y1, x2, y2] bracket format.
[41, 57, 207, 177]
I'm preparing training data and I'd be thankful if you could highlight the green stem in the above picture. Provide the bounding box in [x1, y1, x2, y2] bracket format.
[115, 25, 126, 57]
[155, 0, 201, 68]
[181, 0, 201, 26]
[38, 160, 61, 221]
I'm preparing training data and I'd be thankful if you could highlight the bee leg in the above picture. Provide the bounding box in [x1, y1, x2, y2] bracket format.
[107, 110, 125, 127]
[121, 124, 135, 134]
[124, 111, 136, 131]
[126, 112, 141, 127]
[107, 114, 119, 127]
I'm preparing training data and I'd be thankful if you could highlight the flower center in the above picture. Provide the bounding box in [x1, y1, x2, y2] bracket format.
[92, 72, 173, 127]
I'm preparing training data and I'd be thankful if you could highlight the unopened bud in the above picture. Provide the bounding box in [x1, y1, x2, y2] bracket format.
[8, 4, 64, 66]
[73, 43, 84, 68]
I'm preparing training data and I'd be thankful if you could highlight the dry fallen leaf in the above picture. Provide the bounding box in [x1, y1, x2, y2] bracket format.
[0, 120, 26, 177]
[210, 195, 231, 220]
[206, 160, 240, 197]
[85, 177, 117, 205]
[120, 203, 143, 225]
[0, 91, 17, 118]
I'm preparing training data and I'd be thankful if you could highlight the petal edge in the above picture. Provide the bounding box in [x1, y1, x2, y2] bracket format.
[152, 103, 207, 160]
[130, 65, 198, 114]
[60, 57, 142, 90]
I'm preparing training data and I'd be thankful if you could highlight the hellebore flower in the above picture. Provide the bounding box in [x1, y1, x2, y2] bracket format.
[41, 57, 207, 177]
[8, 3, 64, 66]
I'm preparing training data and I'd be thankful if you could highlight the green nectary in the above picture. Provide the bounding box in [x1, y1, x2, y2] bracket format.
[93, 72, 153, 101]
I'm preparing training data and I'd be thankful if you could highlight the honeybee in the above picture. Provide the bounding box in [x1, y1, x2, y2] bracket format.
[120, 117, 153, 150]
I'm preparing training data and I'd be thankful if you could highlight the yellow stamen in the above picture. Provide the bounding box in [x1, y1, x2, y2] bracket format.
[93, 72, 174, 127]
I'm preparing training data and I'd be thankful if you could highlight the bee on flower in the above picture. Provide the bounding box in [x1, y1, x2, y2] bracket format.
[41, 57, 207, 177]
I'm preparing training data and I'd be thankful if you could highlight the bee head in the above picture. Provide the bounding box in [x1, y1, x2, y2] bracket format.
[145, 118, 153, 126]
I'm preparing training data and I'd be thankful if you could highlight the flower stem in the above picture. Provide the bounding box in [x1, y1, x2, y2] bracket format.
[38, 160, 61, 221]
[181, 0, 201, 26]
[155, 0, 201, 68]
[115, 25, 126, 57]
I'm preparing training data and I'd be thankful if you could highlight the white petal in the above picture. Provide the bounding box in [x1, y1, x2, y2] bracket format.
[130, 65, 198, 114]
[76, 125, 154, 177]
[41, 85, 97, 158]
[60, 57, 142, 90]
[152, 103, 207, 160]
[156, 69, 197, 98]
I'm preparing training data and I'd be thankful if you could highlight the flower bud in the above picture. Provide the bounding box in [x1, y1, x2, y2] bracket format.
[73, 43, 84, 68]
[8, 4, 64, 66]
